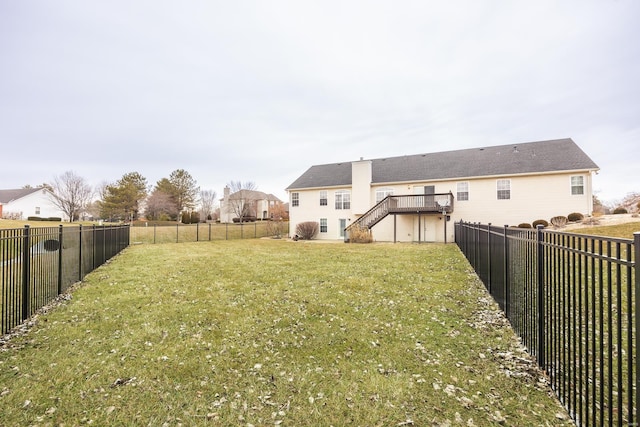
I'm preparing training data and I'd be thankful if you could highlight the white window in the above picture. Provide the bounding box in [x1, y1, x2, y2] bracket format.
[456, 182, 469, 201]
[497, 179, 511, 200]
[571, 176, 585, 195]
[35, 207, 41, 215]
[319, 190, 327, 206]
[320, 218, 327, 233]
[375, 187, 394, 203]
[335, 191, 351, 210]
[291, 192, 299, 207]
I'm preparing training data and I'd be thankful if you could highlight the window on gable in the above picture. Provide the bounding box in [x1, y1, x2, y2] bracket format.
[35, 207, 41, 215]
[571, 176, 585, 195]
[497, 179, 511, 200]
[375, 187, 394, 203]
[319, 190, 327, 206]
[335, 190, 351, 210]
[456, 182, 469, 201]
[291, 192, 299, 207]
[320, 218, 327, 233]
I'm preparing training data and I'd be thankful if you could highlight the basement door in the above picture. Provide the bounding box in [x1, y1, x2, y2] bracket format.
[415, 215, 437, 242]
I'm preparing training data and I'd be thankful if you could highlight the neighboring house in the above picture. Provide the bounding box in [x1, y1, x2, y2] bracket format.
[0, 188, 67, 221]
[286, 138, 599, 243]
[219, 187, 284, 223]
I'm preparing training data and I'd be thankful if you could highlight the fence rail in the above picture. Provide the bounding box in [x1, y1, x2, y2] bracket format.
[455, 221, 640, 427]
[1, 224, 130, 335]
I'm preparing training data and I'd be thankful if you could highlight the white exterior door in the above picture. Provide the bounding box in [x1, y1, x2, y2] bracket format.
[339, 218, 347, 239]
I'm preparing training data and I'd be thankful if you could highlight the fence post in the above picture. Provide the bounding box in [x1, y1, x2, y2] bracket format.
[487, 223, 492, 293]
[78, 224, 83, 281]
[504, 225, 509, 318]
[57, 225, 63, 295]
[536, 224, 546, 368]
[176, 224, 179, 243]
[92, 225, 96, 269]
[255, 222, 257, 238]
[21, 225, 31, 321]
[196, 223, 199, 242]
[634, 232, 640, 425]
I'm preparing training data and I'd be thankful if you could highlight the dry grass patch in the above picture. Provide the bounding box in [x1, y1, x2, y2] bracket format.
[0, 240, 571, 426]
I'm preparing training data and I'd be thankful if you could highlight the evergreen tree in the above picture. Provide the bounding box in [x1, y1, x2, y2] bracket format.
[99, 172, 148, 221]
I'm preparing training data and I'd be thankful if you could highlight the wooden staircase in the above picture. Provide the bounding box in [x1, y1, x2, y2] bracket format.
[345, 192, 454, 234]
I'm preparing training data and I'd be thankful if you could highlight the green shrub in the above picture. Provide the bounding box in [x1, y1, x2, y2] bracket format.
[532, 219, 548, 228]
[567, 212, 584, 222]
[613, 207, 628, 214]
[517, 223, 532, 228]
[295, 221, 319, 240]
[26, 216, 62, 222]
[550, 216, 568, 228]
[232, 216, 257, 223]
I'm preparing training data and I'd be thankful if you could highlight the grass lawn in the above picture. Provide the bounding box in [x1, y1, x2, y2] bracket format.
[0, 240, 571, 426]
[568, 221, 640, 240]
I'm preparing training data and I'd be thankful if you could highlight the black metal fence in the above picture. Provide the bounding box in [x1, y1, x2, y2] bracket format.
[455, 221, 640, 427]
[1, 224, 130, 335]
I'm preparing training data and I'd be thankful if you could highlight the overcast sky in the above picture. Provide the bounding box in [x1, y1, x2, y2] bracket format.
[1, 1, 638, 205]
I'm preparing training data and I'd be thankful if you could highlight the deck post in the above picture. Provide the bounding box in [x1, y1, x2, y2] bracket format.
[393, 214, 397, 243]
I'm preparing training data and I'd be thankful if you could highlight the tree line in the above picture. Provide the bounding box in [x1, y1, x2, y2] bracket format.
[33, 169, 232, 223]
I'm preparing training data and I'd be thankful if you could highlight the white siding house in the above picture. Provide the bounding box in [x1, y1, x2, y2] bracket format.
[0, 188, 67, 221]
[286, 139, 599, 243]
[219, 187, 284, 223]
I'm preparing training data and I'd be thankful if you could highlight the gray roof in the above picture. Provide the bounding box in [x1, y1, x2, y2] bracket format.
[224, 189, 283, 203]
[0, 188, 43, 204]
[286, 138, 599, 190]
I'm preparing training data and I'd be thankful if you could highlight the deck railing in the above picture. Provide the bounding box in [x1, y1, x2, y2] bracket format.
[347, 192, 454, 232]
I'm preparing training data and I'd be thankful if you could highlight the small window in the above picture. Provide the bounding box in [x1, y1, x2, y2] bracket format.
[319, 190, 327, 206]
[375, 188, 394, 203]
[456, 182, 469, 201]
[335, 190, 351, 210]
[320, 218, 327, 233]
[291, 192, 299, 207]
[571, 176, 584, 195]
[35, 207, 41, 215]
[497, 179, 511, 200]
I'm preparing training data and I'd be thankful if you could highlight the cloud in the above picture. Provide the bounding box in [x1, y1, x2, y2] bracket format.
[1, 1, 638, 203]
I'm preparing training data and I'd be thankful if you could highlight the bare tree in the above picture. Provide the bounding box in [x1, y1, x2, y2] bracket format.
[145, 190, 178, 221]
[48, 171, 93, 222]
[199, 189, 217, 221]
[225, 181, 258, 223]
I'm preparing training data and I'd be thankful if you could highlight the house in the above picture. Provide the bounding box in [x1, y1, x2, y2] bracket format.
[285, 138, 599, 243]
[219, 187, 284, 223]
[0, 188, 67, 221]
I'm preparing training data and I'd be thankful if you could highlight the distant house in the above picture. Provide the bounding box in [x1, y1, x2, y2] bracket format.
[286, 138, 599, 242]
[219, 187, 284, 223]
[0, 188, 67, 221]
